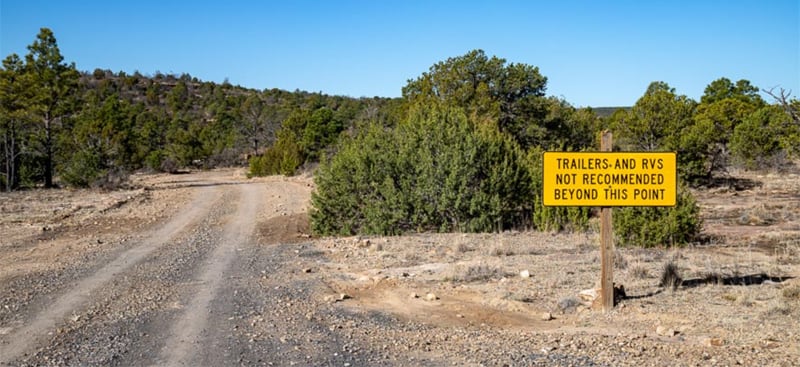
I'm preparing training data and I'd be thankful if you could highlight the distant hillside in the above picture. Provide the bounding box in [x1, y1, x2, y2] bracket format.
[591, 106, 631, 118]
[51, 68, 396, 184]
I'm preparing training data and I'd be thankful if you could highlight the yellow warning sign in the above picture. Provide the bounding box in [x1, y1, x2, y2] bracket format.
[542, 152, 677, 207]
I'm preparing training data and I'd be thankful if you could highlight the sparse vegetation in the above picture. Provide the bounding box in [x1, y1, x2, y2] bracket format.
[763, 299, 793, 317]
[629, 262, 650, 279]
[701, 271, 724, 285]
[614, 250, 628, 270]
[455, 242, 471, 253]
[451, 264, 507, 283]
[491, 245, 516, 257]
[783, 283, 800, 301]
[659, 261, 683, 290]
[557, 296, 582, 313]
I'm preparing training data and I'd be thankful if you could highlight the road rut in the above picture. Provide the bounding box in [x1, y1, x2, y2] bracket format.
[0, 184, 219, 365]
[159, 183, 261, 366]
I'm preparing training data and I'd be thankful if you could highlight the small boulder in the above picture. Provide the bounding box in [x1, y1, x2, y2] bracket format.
[323, 293, 349, 303]
[579, 288, 599, 305]
[520, 270, 531, 279]
[656, 326, 677, 337]
[425, 293, 438, 301]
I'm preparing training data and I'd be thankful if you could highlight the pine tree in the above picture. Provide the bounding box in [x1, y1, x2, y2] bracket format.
[0, 54, 31, 191]
[24, 28, 80, 187]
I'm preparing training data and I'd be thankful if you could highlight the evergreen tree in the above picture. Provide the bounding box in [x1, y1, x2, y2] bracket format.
[24, 28, 80, 187]
[0, 54, 32, 191]
[402, 49, 549, 149]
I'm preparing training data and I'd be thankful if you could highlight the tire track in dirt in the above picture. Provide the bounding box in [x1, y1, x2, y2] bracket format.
[0, 185, 220, 365]
[158, 182, 261, 367]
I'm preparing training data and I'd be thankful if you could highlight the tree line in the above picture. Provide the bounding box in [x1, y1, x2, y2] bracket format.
[3, 28, 799, 246]
[309, 50, 799, 246]
[0, 28, 392, 191]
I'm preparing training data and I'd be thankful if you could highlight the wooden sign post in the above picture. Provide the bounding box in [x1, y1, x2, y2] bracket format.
[599, 131, 614, 311]
[542, 131, 677, 312]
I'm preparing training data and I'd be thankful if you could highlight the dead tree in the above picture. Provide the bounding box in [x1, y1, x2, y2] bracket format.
[763, 87, 800, 125]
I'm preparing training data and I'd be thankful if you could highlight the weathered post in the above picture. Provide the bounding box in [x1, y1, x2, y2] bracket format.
[600, 131, 614, 312]
[541, 132, 676, 314]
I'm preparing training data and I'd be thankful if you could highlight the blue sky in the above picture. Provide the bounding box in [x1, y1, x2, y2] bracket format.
[1, 1, 798, 107]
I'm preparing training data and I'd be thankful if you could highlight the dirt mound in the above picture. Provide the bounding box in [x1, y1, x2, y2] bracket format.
[258, 213, 310, 244]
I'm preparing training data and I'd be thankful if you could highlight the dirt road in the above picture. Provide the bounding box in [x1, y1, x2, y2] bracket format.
[0, 171, 318, 366]
[0, 169, 798, 366]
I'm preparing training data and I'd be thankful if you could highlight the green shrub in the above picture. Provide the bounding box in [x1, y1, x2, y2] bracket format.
[248, 155, 268, 177]
[532, 196, 591, 232]
[310, 123, 406, 235]
[159, 156, 180, 174]
[310, 104, 533, 236]
[730, 105, 799, 169]
[248, 130, 303, 177]
[613, 185, 701, 247]
[144, 150, 164, 171]
[527, 148, 591, 232]
[61, 149, 103, 187]
[301, 107, 342, 161]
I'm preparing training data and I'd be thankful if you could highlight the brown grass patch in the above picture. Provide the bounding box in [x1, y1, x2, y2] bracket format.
[783, 283, 800, 301]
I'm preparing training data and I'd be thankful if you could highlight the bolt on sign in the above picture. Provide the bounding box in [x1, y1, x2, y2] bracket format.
[542, 152, 677, 207]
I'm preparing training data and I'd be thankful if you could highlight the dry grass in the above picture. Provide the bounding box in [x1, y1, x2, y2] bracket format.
[659, 261, 682, 290]
[628, 248, 664, 263]
[700, 271, 725, 285]
[449, 263, 507, 283]
[736, 203, 780, 226]
[736, 291, 755, 307]
[455, 242, 471, 253]
[783, 283, 800, 300]
[614, 250, 628, 270]
[763, 299, 793, 317]
[490, 245, 515, 257]
[488, 242, 542, 257]
[628, 262, 650, 279]
[402, 251, 422, 264]
[773, 237, 800, 265]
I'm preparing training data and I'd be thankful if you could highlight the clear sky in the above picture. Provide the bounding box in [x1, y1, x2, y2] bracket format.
[1, 0, 798, 107]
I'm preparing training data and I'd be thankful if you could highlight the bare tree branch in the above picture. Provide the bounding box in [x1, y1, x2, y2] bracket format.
[763, 87, 800, 125]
